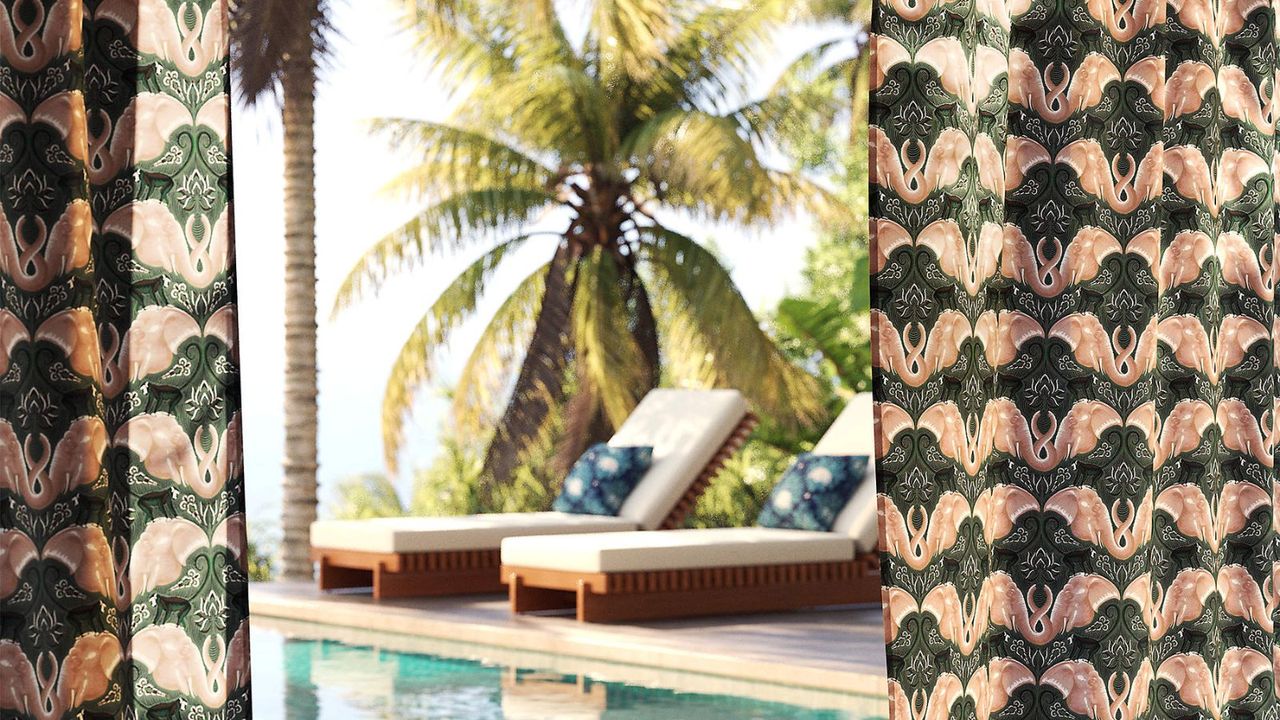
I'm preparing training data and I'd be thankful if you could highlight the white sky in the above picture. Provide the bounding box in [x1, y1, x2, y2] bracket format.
[233, 0, 824, 537]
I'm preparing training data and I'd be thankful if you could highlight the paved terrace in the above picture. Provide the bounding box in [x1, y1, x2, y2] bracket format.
[251, 582, 889, 717]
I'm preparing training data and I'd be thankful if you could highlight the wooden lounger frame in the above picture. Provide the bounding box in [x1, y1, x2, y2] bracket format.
[311, 413, 759, 600]
[504, 552, 880, 623]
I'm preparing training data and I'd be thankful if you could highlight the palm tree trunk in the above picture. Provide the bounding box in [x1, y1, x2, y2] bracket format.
[481, 243, 576, 494]
[280, 50, 319, 581]
[625, 267, 660, 390]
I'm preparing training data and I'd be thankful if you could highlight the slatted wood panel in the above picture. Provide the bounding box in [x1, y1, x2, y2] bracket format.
[659, 414, 759, 529]
[398, 549, 502, 573]
[314, 547, 505, 598]
[601, 560, 857, 593]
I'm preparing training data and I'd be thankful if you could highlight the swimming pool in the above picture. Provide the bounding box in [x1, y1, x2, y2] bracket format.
[251, 625, 869, 719]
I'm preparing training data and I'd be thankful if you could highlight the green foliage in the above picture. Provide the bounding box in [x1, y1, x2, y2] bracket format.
[331, 438, 487, 518]
[686, 440, 793, 528]
[681, 235, 868, 526]
[490, 465, 558, 514]
[408, 438, 487, 515]
[330, 473, 407, 519]
[773, 233, 871, 395]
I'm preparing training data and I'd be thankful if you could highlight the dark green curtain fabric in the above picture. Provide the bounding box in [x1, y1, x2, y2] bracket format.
[0, 1, 250, 717]
[873, 0, 1280, 717]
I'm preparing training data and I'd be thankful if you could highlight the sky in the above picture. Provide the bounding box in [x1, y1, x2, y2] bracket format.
[232, 0, 826, 542]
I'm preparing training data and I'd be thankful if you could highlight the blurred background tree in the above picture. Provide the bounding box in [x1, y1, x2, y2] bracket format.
[231, 0, 335, 581]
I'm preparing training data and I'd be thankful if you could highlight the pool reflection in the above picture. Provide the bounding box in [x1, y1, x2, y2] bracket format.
[271, 630, 852, 719]
[502, 672, 606, 720]
[283, 639, 320, 720]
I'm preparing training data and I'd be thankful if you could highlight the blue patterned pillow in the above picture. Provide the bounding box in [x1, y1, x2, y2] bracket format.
[552, 444, 654, 516]
[757, 454, 868, 531]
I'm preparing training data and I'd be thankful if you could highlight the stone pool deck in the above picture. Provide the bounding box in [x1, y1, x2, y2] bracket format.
[251, 582, 888, 716]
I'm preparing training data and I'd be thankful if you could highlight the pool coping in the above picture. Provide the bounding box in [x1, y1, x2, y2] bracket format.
[250, 582, 889, 716]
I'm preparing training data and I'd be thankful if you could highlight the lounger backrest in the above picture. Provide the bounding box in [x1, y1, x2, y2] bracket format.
[611, 388, 749, 530]
[813, 392, 878, 553]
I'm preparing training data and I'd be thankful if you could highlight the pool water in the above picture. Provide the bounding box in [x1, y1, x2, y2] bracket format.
[252, 626, 859, 719]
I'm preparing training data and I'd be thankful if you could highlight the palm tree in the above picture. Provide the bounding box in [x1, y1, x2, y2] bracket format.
[230, 0, 334, 580]
[336, 0, 847, 491]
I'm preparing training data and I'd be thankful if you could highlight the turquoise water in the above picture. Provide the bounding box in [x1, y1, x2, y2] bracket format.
[252, 627, 858, 719]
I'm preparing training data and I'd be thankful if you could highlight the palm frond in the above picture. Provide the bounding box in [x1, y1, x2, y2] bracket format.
[789, 0, 870, 26]
[451, 262, 549, 438]
[761, 169, 852, 230]
[571, 247, 649, 427]
[740, 42, 852, 143]
[775, 298, 864, 392]
[624, 110, 763, 216]
[230, 0, 334, 107]
[333, 189, 555, 312]
[455, 63, 610, 163]
[766, 37, 857, 95]
[396, 0, 580, 97]
[550, 258, 659, 472]
[395, 0, 517, 92]
[631, 1, 788, 116]
[589, 0, 680, 81]
[524, 0, 578, 61]
[377, 234, 534, 472]
[373, 119, 557, 198]
[850, 50, 871, 142]
[626, 110, 845, 227]
[640, 226, 825, 425]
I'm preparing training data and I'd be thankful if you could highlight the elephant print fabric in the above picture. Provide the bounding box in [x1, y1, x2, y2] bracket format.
[0, 1, 251, 718]
[872, 0, 1280, 716]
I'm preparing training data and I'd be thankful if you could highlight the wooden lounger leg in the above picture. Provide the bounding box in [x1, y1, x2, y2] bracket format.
[509, 573, 576, 614]
[577, 582, 607, 623]
[848, 553, 882, 605]
[317, 555, 373, 591]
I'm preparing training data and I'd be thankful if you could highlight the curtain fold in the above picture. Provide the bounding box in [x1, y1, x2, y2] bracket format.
[0, 1, 250, 717]
[872, 0, 1280, 717]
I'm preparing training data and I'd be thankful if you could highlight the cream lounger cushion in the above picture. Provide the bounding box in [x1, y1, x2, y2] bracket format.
[610, 388, 749, 530]
[310, 513, 638, 554]
[817, 393, 878, 553]
[500, 395, 872, 572]
[311, 388, 749, 553]
[501, 527, 854, 573]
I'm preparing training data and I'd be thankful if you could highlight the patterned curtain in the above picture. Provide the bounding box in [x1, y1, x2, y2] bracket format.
[0, 1, 250, 718]
[873, 0, 1280, 717]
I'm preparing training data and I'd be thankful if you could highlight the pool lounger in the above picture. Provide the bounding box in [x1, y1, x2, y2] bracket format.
[310, 389, 758, 599]
[499, 394, 877, 623]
